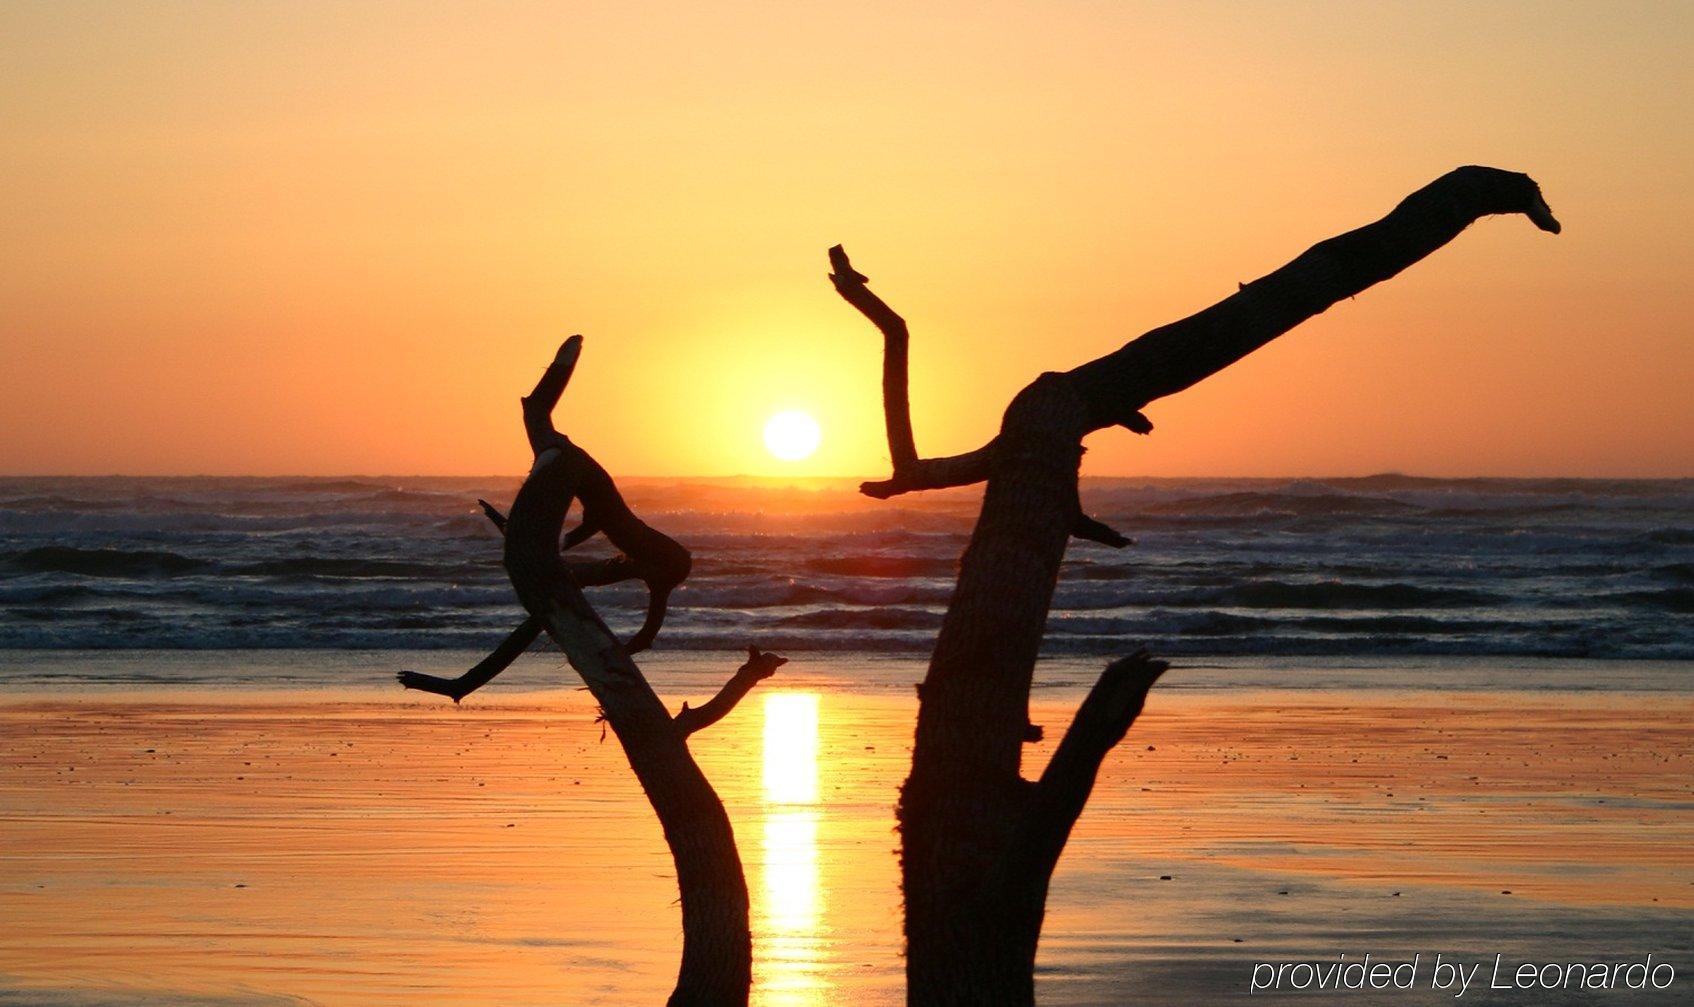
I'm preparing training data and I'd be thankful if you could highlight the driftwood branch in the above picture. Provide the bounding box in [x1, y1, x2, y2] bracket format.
[674, 646, 787, 736]
[500, 338, 752, 1005]
[829, 245, 917, 474]
[1005, 652, 1166, 888]
[397, 618, 543, 702]
[503, 371, 697, 660]
[858, 445, 997, 499]
[829, 244, 1130, 548]
[481, 498, 651, 587]
[475, 500, 782, 729]
[478, 497, 508, 531]
[1066, 165, 1560, 424]
[828, 243, 1004, 504]
[838, 166, 1560, 501]
[879, 166, 1560, 1004]
[396, 500, 659, 704]
[521, 336, 582, 454]
[1071, 514, 1132, 549]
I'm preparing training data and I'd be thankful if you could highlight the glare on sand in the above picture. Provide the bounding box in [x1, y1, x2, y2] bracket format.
[759, 691, 826, 1006]
[762, 692, 820, 805]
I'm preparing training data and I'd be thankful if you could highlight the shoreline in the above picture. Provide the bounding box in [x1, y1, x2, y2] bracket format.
[2, 650, 1691, 698]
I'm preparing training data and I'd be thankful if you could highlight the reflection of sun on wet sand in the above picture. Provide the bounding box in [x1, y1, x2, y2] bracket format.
[0, 676, 1688, 1006]
[759, 692, 826, 1006]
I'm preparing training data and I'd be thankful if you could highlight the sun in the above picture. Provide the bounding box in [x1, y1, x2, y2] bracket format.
[763, 410, 821, 462]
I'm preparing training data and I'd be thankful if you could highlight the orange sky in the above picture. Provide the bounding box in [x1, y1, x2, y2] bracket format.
[2, 2, 1690, 478]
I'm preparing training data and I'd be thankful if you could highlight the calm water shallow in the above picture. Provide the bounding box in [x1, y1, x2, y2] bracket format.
[2, 653, 1690, 1005]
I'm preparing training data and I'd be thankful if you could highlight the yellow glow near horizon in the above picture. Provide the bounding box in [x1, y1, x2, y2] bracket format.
[763, 411, 822, 463]
[762, 693, 820, 805]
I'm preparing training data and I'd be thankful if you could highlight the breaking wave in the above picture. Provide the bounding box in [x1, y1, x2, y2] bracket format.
[1, 475, 1690, 660]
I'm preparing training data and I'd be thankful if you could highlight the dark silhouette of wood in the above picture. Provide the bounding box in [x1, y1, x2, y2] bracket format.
[551, 447, 693, 654]
[395, 501, 681, 702]
[831, 166, 1559, 1005]
[828, 245, 1134, 549]
[675, 646, 788, 736]
[397, 617, 543, 702]
[519, 336, 693, 656]
[828, 245, 917, 474]
[841, 166, 1559, 499]
[406, 337, 775, 1005]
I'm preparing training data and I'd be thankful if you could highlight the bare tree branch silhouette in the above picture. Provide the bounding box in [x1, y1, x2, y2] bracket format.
[831, 165, 1559, 1005]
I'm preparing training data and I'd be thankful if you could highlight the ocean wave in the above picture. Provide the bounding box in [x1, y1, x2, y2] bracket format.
[1143, 490, 1419, 517]
[1211, 580, 1497, 609]
[1608, 588, 1694, 613]
[1645, 528, 1694, 545]
[679, 577, 955, 609]
[275, 478, 396, 493]
[0, 510, 460, 534]
[359, 487, 467, 505]
[0, 494, 136, 512]
[3, 475, 1691, 661]
[1653, 562, 1694, 584]
[802, 555, 958, 578]
[773, 607, 942, 631]
[1045, 579, 1502, 611]
[3, 546, 211, 577]
[232, 557, 489, 579]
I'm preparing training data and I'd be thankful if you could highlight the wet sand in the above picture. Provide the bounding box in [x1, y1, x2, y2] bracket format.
[2, 672, 1690, 1005]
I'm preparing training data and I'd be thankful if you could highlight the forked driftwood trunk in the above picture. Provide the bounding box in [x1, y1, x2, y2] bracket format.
[830, 166, 1560, 1005]
[491, 337, 780, 1006]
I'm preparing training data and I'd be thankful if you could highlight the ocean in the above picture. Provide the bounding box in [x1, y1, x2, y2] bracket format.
[0, 475, 1689, 670]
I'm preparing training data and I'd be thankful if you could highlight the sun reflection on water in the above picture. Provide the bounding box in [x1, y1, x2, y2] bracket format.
[758, 692, 827, 1005]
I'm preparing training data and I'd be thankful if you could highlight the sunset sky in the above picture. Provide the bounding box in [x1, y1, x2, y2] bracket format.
[3, 1, 1689, 478]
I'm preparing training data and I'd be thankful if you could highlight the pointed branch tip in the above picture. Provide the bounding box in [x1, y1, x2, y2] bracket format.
[828, 244, 869, 285]
[1073, 513, 1134, 548]
[673, 646, 788, 735]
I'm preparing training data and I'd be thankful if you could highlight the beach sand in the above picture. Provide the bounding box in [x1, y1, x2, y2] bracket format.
[2, 667, 1690, 1005]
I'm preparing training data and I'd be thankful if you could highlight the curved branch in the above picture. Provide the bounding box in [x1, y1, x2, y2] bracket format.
[891, 166, 1560, 1002]
[481, 494, 766, 729]
[674, 647, 787, 736]
[479, 498, 647, 588]
[839, 166, 1560, 498]
[503, 384, 750, 1006]
[825, 243, 1000, 498]
[1072, 513, 1132, 549]
[1068, 165, 1560, 425]
[830, 244, 919, 475]
[858, 444, 996, 498]
[1004, 651, 1166, 888]
[397, 617, 543, 702]
[521, 336, 582, 453]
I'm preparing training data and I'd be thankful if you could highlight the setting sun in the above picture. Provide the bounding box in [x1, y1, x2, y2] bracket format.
[763, 411, 822, 463]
